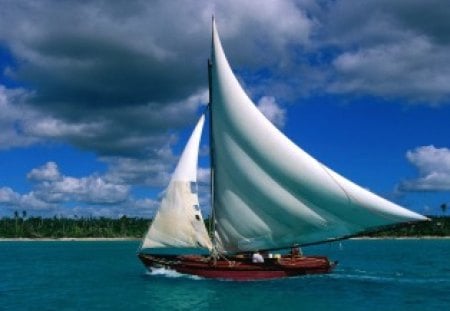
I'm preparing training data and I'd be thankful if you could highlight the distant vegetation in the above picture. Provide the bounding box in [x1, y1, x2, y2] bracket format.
[0, 213, 449, 239]
[364, 216, 450, 238]
[0, 215, 149, 238]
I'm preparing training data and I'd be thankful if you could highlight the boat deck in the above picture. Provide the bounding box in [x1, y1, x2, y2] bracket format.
[138, 253, 336, 280]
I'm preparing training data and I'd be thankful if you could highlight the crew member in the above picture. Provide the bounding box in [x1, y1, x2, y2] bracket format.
[252, 251, 264, 263]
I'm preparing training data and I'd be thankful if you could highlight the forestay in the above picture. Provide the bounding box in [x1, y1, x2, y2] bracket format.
[209, 20, 427, 253]
[141, 115, 212, 250]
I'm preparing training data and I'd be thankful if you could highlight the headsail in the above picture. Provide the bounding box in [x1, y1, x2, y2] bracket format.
[141, 115, 212, 250]
[209, 20, 427, 253]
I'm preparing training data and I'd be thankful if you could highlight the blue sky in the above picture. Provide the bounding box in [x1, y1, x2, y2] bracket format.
[0, 0, 449, 218]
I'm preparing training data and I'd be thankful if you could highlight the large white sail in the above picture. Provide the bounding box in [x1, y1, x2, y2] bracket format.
[209, 20, 427, 253]
[142, 115, 212, 250]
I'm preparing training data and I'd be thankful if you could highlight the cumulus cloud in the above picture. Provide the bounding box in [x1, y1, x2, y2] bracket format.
[28, 162, 129, 204]
[0, 187, 20, 204]
[21, 89, 207, 158]
[102, 154, 175, 187]
[0, 187, 55, 213]
[329, 36, 450, 102]
[0, 161, 149, 217]
[322, 0, 450, 103]
[0, 85, 40, 149]
[0, 0, 315, 150]
[399, 145, 450, 191]
[41, 176, 129, 204]
[1, 0, 449, 157]
[257, 96, 286, 128]
[1, 0, 450, 217]
[27, 161, 61, 182]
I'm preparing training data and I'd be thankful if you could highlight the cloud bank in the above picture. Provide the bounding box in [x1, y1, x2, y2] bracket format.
[2, 0, 449, 156]
[323, 0, 450, 103]
[0, 0, 449, 216]
[0, 161, 159, 217]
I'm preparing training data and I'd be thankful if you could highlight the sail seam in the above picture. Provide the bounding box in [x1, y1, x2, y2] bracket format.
[319, 163, 353, 207]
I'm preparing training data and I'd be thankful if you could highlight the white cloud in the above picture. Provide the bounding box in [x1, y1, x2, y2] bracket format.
[46, 176, 129, 204]
[20, 191, 55, 210]
[25, 118, 105, 139]
[27, 161, 61, 182]
[322, 0, 450, 103]
[2, 0, 450, 218]
[257, 96, 286, 128]
[215, 0, 313, 46]
[28, 162, 130, 204]
[0, 187, 55, 213]
[399, 145, 450, 191]
[1, 0, 449, 159]
[0, 161, 134, 216]
[329, 37, 450, 102]
[0, 85, 40, 149]
[0, 187, 20, 204]
[102, 152, 175, 188]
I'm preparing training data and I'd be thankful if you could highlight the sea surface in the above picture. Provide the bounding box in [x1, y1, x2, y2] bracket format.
[1, 239, 449, 310]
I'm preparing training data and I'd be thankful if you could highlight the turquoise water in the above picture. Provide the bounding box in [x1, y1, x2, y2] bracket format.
[1, 239, 449, 310]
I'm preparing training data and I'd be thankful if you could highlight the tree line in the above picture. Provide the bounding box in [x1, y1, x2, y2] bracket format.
[0, 214, 449, 239]
[365, 215, 450, 237]
[0, 215, 150, 238]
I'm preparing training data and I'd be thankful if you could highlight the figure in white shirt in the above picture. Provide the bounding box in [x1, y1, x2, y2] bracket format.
[252, 251, 264, 263]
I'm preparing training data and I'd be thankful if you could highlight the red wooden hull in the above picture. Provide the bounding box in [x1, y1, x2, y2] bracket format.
[138, 253, 336, 281]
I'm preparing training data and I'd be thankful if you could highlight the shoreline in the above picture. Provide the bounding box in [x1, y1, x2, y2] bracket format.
[1, 236, 450, 242]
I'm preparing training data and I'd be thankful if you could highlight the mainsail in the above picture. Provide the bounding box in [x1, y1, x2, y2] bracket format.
[141, 115, 212, 250]
[209, 20, 427, 253]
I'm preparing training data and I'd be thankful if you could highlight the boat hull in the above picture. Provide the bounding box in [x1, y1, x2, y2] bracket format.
[138, 253, 336, 281]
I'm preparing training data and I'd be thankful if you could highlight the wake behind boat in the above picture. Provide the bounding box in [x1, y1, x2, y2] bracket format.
[137, 18, 427, 281]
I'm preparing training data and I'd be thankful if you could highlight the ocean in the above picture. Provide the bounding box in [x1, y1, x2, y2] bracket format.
[1, 239, 449, 310]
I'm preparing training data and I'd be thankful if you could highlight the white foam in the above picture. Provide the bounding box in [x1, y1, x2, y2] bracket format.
[146, 267, 203, 280]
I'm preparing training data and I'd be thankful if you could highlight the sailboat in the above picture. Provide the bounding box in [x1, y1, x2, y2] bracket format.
[138, 19, 427, 280]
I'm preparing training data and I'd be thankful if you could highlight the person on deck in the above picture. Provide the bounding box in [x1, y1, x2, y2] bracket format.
[252, 251, 264, 263]
[290, 247, 303, 258]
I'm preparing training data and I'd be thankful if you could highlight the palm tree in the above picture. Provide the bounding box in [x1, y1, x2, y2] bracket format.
[441, 203, 448, 215]
[14, 211, 19, 236]
[21, 210, 27, 235]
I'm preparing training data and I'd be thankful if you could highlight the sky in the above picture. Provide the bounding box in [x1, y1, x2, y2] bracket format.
[0, 0, 449, 218]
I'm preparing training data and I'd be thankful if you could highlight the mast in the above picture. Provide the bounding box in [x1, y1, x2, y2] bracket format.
[207, 60, 216, 242]
[208, 16, 217, 251]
